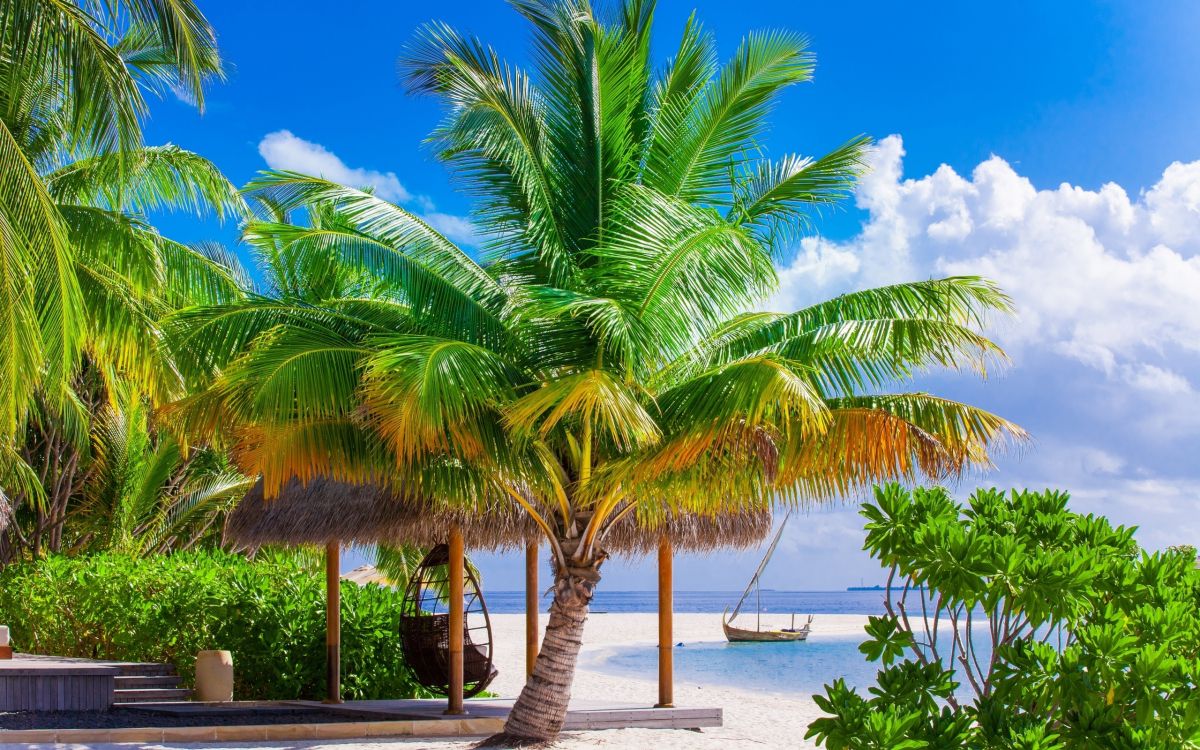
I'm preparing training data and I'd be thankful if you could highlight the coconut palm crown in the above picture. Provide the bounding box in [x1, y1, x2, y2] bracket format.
[0, 0, 241, 519]
[169, 0, 1024, 741]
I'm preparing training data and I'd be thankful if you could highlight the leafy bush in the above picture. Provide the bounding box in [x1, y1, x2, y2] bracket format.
[0, 550, 432, 700]
[807, 484, 1200, 750]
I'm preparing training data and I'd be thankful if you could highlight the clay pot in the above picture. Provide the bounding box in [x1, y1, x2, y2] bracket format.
[194, 650, 234, 702]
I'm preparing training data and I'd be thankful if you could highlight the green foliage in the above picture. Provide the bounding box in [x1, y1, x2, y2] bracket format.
[174, 2, 1025, 568]
[0, 0, 245, 564]
[807, 485, 1200, 749]
[0, 0, 226, 454]
[0, 550, 432, 701]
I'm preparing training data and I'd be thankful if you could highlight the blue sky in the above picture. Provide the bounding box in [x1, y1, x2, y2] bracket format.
[152, 1, 1200, 590]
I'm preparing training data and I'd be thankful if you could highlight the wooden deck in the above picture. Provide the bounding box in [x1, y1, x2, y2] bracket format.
[0, 655, 120, 711]
[0, 656, 722, 741]
[0, 699, 721, 743]
[284, 697, 723, 730]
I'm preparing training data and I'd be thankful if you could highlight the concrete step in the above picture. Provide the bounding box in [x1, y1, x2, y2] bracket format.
[114, 674, 182, 690]
[113, 687, 193, 703]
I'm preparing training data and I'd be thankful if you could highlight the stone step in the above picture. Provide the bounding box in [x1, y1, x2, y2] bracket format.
[114, 674, 182, 689]
[112, 687, 192, 703]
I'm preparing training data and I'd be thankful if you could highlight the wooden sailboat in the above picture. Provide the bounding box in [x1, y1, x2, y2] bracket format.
[723, 513, 813, 642]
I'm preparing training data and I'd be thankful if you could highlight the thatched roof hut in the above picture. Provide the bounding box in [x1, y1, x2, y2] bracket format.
[224, 475, 773, 708]
[603, 508, 772, 555]
[224, 476, 772, 555]
[225, 476, 535, 551]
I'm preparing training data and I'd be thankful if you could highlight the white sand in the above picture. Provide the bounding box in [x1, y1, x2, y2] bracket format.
[482, 611, 868, 750]
[74, 612, 867, 750]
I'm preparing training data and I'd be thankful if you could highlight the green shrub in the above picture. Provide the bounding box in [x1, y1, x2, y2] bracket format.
[807, 484, 1200, 750]
[0, 550, 432, 701]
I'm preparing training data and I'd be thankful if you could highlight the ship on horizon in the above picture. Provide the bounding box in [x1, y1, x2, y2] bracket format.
[846, 582, 927, 592]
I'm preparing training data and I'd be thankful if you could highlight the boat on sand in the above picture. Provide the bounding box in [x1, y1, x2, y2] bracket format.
[723, 514, 813, 642]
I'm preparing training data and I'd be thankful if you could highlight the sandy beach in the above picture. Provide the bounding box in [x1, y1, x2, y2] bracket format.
[355, 610, 863, 750]
[481, 611, 868, 749]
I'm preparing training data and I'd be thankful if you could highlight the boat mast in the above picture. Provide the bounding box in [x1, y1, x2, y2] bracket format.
[729, 513, 791, 624]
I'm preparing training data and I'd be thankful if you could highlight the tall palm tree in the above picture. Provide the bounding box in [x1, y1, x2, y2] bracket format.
[1, 146, 248, 558]
[0, 0, 246, 552]
[0, 0, 223, 486]
[171, 0, 1024, 741]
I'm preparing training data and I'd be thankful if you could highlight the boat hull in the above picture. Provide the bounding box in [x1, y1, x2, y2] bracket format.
[722, 619, 810, 642]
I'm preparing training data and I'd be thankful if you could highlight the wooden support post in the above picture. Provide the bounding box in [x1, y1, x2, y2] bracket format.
[324, 541, 342, 704]
[445, 526, 465, 715]
[525, 540, 540, 677]
[656, 535, 674, 708]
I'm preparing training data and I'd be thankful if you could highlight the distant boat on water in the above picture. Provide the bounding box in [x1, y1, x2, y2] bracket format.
[723, 513, 813, 642]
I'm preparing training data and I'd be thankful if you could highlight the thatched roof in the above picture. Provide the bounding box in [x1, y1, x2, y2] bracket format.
[603, 508, 773, 555]
[224, 476, 772, 556]
[225, 476, 536, 551]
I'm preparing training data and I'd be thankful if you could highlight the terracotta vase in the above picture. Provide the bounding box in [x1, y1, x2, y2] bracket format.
[194, 650, 234, 702]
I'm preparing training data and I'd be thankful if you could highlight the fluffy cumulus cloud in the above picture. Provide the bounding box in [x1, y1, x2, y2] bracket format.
[259, 130, 412, 203]
[760, 135, 1200, 583]
[772, 135, 1200, 386]
[257, 130, 481, 246]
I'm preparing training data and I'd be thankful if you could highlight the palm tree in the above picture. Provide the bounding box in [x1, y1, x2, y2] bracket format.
[171, 0, 1024, 741]
[58, 378, 251, 557]
[0, 0, 249, 557]
[0, 0, 223, 492]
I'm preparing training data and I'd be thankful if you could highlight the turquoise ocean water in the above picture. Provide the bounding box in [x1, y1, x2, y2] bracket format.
[583, 636, 879, 695]
[484, 589, 889, 615]
[487, 590, 888, 695]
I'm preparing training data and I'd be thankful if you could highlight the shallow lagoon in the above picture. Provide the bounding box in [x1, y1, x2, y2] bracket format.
[584, 633, 880, 695]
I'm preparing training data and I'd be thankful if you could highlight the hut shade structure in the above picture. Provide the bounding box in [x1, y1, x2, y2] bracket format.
[224, 476, 774, 712]
[226, 477, 771, 556]
[225, 477, 536, 551]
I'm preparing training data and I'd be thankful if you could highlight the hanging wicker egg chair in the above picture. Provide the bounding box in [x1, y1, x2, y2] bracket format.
[399, 544, 498, 697]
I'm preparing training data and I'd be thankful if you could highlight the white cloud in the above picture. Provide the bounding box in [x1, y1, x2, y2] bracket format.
[774, 134, 1200, 385]
[1123, 364, 1193, 395]
[257, 131, 481, 246]
[258, 130, 412, 203]
[424, 212, 479, 246]
[761, 135, 1200, 562]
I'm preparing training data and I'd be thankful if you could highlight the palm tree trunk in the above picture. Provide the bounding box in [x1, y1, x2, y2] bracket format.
[492, 557, 600, 744]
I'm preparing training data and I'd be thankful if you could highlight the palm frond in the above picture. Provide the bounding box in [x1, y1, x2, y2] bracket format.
[0, 120, 80, 442]
[243, 218, 502, 344]
[731, 136, 872, 246]
[363, 335, 519, 463]
[776, 393, 1027, 490]
[401, 21, 577, 284]
[243, 172, 505, 309]
[647, 353, 828, 475]
[591, 184, 775, 368]
[46, 145, 246, 220]
[505, 369, 660, 453]
[107, 0, 223, 109]
[645, 29, 814, 202]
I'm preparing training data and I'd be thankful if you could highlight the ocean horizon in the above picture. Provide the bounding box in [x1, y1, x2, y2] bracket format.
[483, 589, 890, 615]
